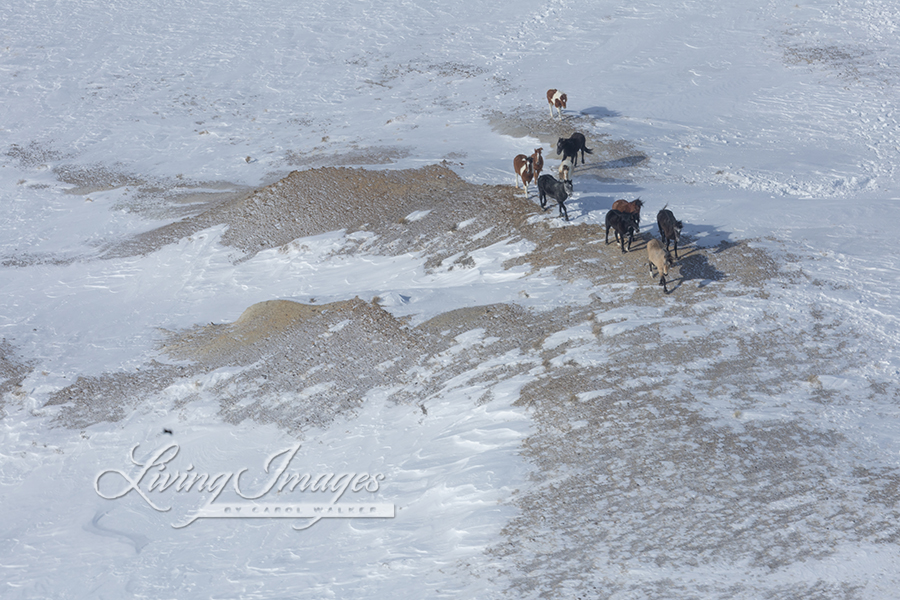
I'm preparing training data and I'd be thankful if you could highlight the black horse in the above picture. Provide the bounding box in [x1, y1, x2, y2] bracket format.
[657, 205, 684, 258]
[556, 132, 593, 166]
[605, 209, 640, 253]
[537, 174, 574, 221]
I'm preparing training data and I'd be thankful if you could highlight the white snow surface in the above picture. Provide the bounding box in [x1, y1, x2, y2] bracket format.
[2, 0, 900, 598]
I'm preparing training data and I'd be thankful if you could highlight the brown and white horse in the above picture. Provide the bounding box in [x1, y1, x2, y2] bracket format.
[547, 89, 567, 119]
[531, 148, 544, 181]
[558, 157, 574, 182]
[513, 154, 534, 194]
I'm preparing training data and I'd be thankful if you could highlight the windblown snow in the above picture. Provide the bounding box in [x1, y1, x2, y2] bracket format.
[2, 1, 900, 598]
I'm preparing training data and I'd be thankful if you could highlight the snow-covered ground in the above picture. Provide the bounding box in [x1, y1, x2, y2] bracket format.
[2, 0, 900, 598]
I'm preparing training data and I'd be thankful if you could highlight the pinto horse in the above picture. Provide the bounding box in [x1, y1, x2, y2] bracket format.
[558, 157, 573, 182]
[513, 154, 534, 194]
[547, 89, 567, 120]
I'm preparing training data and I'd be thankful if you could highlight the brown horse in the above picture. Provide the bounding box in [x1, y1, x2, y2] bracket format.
[611, 197, 643, 223]
[531, 148, 544, 181]
[657, 205, 684, 258]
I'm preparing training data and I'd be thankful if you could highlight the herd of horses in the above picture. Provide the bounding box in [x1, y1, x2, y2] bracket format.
[512, 89, 685, 293]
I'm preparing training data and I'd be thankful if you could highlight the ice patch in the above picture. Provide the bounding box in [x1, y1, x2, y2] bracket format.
[404, 209, 431, 222]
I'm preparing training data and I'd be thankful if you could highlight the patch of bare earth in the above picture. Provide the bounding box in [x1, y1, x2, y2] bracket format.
[488, 302, 897, 598]
[285, 145, 412, 168]
[163, 298, 426, 431]
[99, 163, 537, 263]
[44, 362, 194, 430]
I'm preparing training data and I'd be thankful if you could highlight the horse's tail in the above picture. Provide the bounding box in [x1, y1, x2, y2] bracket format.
[584, 146, 593, 154]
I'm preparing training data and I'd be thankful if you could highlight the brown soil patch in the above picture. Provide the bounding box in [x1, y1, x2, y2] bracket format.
[161, 297, 427, 431]
[45, 362, 194, 430]
[167, 299, 345, 359]
[100, 164, 538, 264]
[285, 146, 412, 168]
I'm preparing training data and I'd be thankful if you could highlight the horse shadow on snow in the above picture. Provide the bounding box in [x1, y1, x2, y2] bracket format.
[579, 106, 622, 119]
[665, 231, 730, 293]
